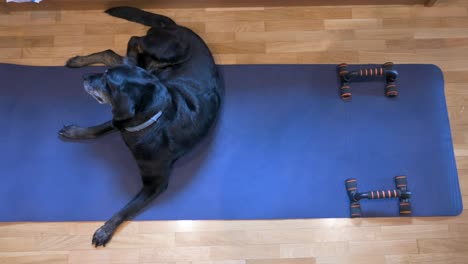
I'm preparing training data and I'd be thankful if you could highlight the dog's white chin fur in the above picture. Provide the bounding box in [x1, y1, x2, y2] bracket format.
[94, 96, 107, 104]
[84, 82, 108, 105]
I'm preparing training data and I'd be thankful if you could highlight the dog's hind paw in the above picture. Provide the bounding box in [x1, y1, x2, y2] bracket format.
[66, 56, 84, 68]
[92, 225, 114, 247]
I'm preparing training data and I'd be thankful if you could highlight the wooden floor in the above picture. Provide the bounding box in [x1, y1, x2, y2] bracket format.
[1, 0, 468, 263]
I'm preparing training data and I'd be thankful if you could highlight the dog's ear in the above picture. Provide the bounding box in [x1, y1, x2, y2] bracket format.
[112, 94, 135, 122]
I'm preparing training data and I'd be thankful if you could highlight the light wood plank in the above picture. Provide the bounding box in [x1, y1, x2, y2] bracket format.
[316, 255, 385, 264]
[209, 245, 280, 260]
[247, 259, 315, 264]
[415, 29, 468, 39]
[236, 53, 298, 64]
[68, 249, 139, 264]
[210, 42, 265, 54]
[54, 35, 114, 47]
[175, 226, 378, 247]
[378, 224, 451, 240]
[0, 47, 21, 58]
[324, 18, 382, 30]
[139, 246, 211, 262]
[383, 17, 445, 28]
[206, 21, 265, 32]
[352, 7, 413, 19]
[22, 47, 82, 58]
[348, 240, 419, 255]
[280, 242, 349, 258]
[199, 32, 236, 43]
[266, 41, 328, 53]
[385, 253, 468, 264]
[265, 20, 324, 31]
[85, 23, 147, 35]
[0, 252, 68, 264]
[418, 238, 468, 253]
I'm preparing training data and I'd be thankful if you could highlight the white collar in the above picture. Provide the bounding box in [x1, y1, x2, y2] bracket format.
[124, 111, 163, 132]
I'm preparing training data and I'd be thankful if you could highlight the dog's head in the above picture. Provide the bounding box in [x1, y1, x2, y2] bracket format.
[83, 63, 163, 123]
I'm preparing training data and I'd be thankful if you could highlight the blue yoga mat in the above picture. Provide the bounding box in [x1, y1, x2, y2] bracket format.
[0, 63, 462, 221]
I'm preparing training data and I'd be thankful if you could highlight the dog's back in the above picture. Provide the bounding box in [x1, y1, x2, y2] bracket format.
[108, 7, 223, 158]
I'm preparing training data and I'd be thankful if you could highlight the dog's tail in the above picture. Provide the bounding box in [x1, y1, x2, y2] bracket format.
[105, 6, 176, 28]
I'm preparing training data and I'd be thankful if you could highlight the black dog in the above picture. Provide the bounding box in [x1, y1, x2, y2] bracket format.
[59, 6, 223, 247]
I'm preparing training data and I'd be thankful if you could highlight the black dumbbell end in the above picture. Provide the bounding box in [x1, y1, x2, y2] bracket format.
[341, 84, 352, 100]
[350, 202, 362, 218]
[345, 178, 358, 192]
[395, 175, 408, 190]
[399, 201, 412, 216]
[385, 82, 398, 97]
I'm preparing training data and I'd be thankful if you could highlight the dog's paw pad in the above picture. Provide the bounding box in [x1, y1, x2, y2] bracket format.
[92, 226, 113, 247]
[58, 125, 83, 139]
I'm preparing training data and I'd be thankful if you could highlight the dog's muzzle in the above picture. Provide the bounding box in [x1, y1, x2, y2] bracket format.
[83, 74, 109, 104]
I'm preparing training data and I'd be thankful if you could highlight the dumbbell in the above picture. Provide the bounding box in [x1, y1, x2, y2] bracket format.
[345, 176, 411, 218]
[338, 62, 399, 100]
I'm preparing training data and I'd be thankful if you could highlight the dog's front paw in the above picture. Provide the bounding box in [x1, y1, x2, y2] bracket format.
[58, 125, 93, 140]
[92, 225, 115, 247]
[66, 56, 84, 68]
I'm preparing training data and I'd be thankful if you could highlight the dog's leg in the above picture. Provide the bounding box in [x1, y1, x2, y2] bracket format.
[58, 121, 116, 140]
[92, 175, 169, 247]
[66, 49, 123, 68]
[123, 36, 143, 65]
